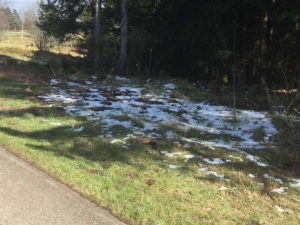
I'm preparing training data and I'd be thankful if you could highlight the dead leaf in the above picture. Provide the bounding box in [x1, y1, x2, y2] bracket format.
[146, 179, 155, 186]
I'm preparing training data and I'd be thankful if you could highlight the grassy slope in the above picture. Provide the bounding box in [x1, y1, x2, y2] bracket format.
[0, 35, 299, 225]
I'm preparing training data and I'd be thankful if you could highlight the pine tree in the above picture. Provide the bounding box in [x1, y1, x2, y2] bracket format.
[12, 9, 21, 30]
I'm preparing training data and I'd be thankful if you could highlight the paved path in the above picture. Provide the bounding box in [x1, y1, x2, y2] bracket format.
[0, 147, 125, 225]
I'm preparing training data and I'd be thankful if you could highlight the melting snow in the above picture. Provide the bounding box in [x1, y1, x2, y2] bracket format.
[228, 155, 243, 162]
[218, 186, 228, 191]
[245, 155, 268, 167]
[161, 151, 185, 158]
[264, 174, 283, 184]
[275, 205, 292, 213]
[50, 122, 61, 126]
[164, 83, 175, 89]
[111, 139, 126, 144]
[183, 143, 191, 148]
[169, 165, 181, 169]
[289, 179, 300, 188]
[39, 75, 280, 179]
[40, 76, 276, 158]
[50, 79, 59, 84]
[271, 187, 287, 194]
[115, 76, 130, 82]
[248, 174, 255, 178]
[183, 154, 201, 163]
[73, 127, 83, 132]
[199, 168, 230, 182]
[203, 158, 224, 165]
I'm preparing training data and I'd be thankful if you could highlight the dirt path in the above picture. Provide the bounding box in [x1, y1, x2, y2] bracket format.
[0, 147, 125, 225]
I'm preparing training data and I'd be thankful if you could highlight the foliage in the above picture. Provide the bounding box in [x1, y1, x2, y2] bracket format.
[35, 0, 300, 93]
[0, 7, 21, 30]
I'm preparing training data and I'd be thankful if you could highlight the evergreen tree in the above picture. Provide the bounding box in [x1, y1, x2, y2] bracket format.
[3, 7, 14, 30]
[12, 9, 21, 30]
[36, 0, 300, 92]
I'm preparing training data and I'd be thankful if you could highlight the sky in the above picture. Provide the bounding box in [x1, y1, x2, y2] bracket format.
[9, 0, 37, 11]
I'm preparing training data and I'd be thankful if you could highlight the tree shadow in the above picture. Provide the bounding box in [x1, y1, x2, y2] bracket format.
[0, 52, 82, 107]
[0, 52, 299, 189]
[0, 50, 82, 81]
[0, 106, 67, 118]
[0, 120, 164, 169]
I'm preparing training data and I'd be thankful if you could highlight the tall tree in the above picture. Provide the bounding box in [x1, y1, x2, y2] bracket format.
[12, 9, 21, 30]
[23, 7, 37, 35]
[3, 7, 14, 30]
[0, 8, 9, 33]
[94, 0, 102, 74]
[116, 0, 128, 75]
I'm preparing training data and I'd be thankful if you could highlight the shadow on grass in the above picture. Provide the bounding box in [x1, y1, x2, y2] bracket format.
[0, 50, 81, 76]
[0, 108, 300, 195]
[0, 52, 83, 107]
[0, 75, 44, 104]
[0, 118, 165, 170]
[0, 106, 299, 187]
[0, 52, 299, 187]
[0, 106, 67, 117]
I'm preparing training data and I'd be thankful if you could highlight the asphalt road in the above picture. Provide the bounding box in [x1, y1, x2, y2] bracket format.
[0, 147, 125, 225]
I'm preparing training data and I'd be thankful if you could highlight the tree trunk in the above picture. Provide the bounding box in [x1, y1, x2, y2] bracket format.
[117, 0, 128, 75]
[94, 0, 102, 74]
[232, 18, 237, 121]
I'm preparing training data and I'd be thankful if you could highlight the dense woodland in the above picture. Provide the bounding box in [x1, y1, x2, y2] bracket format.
[1, 0, 300, 111]
[36, 1, 300, 90]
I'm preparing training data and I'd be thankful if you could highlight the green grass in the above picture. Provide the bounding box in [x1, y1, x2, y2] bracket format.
[0, 75, 299, 225]
[251, 126, 267, 142]
[0, 35, 299, 225]
[1, 31, 30, 37]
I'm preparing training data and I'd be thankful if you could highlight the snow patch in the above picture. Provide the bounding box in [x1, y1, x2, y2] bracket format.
[264, 174, 283, 184]
[203, 158, 224, 165]
[289, 178, 300, 188]
[218, 186, 228, 191]
[161, 151, 184, 158]
[248, 174, 255, 178]
[275, 205, 292, 213]
[271, 187, 287, 194]
[50, 122, 61, 126]
[199, 168, 230, 182]
[246, 154, 268, 167]
[228, 155, 243, 162]
[183, 154, 197, 163]
[111, 139, 126, 144]
[164, 83, 176, 89]
[169, 165, 181, 169]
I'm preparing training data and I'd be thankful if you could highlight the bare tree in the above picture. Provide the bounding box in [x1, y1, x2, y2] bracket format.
[0, 0, 10, 33]
[23, 7, 37, 36]
[116, 0, 128, 75]
[94, 0, 102, 74]
[0, 0, 10, 8]
[0, 9, 9, 34]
